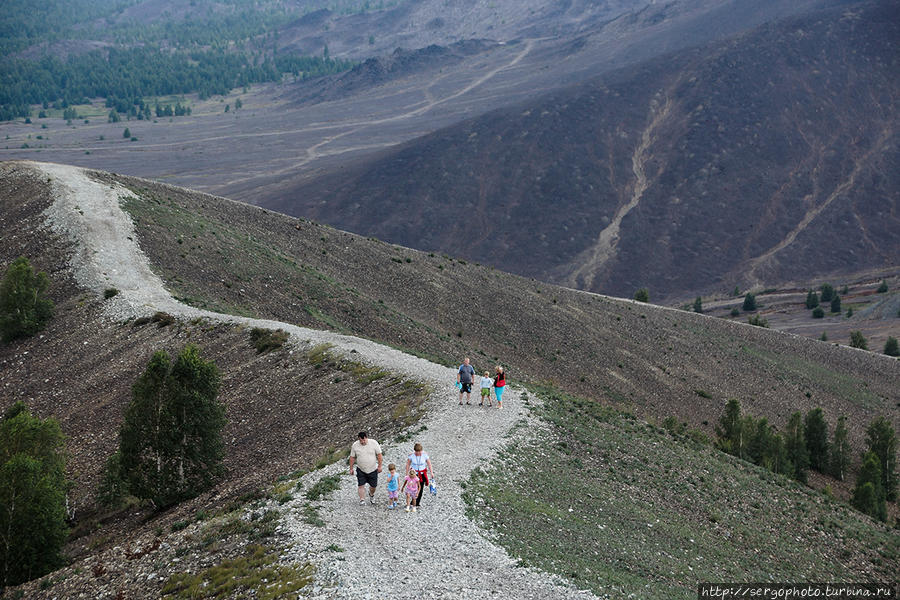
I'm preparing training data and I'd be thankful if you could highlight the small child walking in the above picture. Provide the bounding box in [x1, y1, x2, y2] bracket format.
[401, 466, 420, 512]
[480, 371, 493, 407]
[385, 463, 400, 509]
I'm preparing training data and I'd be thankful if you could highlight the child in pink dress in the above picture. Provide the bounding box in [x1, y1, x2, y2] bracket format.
[401, 466, 420, 512]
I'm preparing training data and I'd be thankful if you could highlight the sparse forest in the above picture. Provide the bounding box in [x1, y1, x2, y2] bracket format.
[0, 0, 356, 120]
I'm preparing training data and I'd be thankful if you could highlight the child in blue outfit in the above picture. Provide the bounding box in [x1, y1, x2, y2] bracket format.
[385, 463, 400, 508]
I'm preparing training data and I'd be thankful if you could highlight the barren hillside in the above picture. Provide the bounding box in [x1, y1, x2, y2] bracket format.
[1, 160, 897, 598]
[5, 162, 893, 456]
[269, 0, 899, 300]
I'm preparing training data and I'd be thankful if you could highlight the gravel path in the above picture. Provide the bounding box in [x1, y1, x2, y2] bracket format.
[33, 161, 596, 599]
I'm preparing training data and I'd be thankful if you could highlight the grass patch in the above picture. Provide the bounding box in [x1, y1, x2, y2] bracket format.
[305, 474, 342, 501]
[740, 345, 881, 409]
[161, 545, 313, 599]
[463, 386, 898, 599]
[300, 502, 325, 527]
[313, 446, 350, 470]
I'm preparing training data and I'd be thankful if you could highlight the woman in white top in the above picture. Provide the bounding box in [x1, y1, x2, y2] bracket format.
[405, 443, 434, 508]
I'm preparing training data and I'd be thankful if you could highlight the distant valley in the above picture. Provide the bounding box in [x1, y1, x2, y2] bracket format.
[4, 0, 893, 302]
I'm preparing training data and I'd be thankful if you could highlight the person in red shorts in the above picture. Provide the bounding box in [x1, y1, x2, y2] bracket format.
[405, 443, 434, 509]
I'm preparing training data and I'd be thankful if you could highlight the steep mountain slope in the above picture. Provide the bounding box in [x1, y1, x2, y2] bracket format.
[6, 162, 890, 456]
[1, 161, 898, 597]
[267, 0, 899, 301]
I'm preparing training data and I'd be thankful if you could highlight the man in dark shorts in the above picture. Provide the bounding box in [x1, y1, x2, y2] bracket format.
[348, 431, 383, 505]
[457, 357, 475, 405]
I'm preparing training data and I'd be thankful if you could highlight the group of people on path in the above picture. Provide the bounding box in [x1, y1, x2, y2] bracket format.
[457, 358, 507, 408]
[349, 432, 434, 513]
[346, 360, 507, 512]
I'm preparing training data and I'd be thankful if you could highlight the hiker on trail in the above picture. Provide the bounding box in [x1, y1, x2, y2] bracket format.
[349, 431, 383, 505]
[385, 463, 400, 509]
[458, 357, 476, 405]
[401, 465, 420, 512]
[493, 366, 507, 409]
[480, 371, 493, 407]
[405, 442, 434, 509]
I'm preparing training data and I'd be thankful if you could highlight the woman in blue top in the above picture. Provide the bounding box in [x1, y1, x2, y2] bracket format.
[405, 443, 434, 508]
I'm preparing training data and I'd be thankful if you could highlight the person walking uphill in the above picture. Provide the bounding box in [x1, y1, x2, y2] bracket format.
[458, 357, 476, 405]
[349, 431, 383, 505]
[405, 443, 434, 509]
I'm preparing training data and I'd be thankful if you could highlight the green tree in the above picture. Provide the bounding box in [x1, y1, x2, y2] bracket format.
[865, 416, 897, 502]
[851, 451, 887, 521]
[693, 296, 703, 314]
[849, 331, 868, 350]
[830, 295, 841, 313]
[634, 288, 649, 302]
[812, 307, 824, 319]
[715, 399, 744, 457]
[804, 408, 829, 472]
[742, 293, 756, 312]
[118, 344, 225, 508]
[876, 280, 888, 293]
[0, 257, 54, 343]
[784, 411, 809, 483]
[884, 337, 899, 357]
[819, 283, 835, 302]
[0, 401, 68, 587]
[819, 331, 828, 341]
[805, 290, 819, 309]
[123, 127, 130, 138]
[828, 416, 851, 482]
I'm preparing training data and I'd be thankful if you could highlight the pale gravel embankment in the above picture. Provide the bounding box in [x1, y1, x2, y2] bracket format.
[33, 161, 598, 599]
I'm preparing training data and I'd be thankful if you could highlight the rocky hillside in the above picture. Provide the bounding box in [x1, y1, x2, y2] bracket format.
[1, 160, 898, 597]
[267, 0, 899, 301]
[4, 161, 893, 464]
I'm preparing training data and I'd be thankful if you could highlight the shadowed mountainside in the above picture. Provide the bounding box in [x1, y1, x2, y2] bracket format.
[265, 0, 899, 301]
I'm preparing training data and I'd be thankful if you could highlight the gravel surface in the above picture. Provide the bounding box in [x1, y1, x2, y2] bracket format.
[34, 160, 596, 599]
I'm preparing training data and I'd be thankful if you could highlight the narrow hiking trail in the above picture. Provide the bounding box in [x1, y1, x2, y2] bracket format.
[32, 161, 597, 599]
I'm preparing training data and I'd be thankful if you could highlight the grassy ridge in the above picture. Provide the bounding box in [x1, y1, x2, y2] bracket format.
[463, 388, 898, 599]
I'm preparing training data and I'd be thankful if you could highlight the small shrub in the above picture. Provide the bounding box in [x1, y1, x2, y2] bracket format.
[747, 314, 768, 327]
[885, 337, 899, 357]
[849, 331, 868, 350]
[730, 307, 740, 317]
[249, 328, 288, 354]
[830, 295, 841, 313]
[0, 257, 54, 342]
[805, 290, 819, 309]
[819, 331, 828, 341]
[661, 416, 686, 435]
[634, 288, 649, 302]
[171, 520, 189, 532]
[151, 311, 175, 327]
[812, 307, 824, 319]
[742, 293, 756, 312]
[104, 288, 119, 299]
[876, 280, 888, 293]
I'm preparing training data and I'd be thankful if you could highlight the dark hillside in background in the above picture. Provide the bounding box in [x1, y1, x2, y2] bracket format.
[16, 164, 888, 468]
[268, 0, 899, 301]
